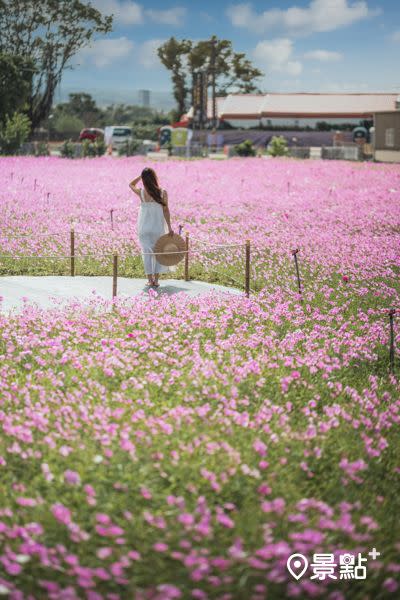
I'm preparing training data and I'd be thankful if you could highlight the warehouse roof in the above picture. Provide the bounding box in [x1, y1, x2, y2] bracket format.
[184, 93, 399, 120]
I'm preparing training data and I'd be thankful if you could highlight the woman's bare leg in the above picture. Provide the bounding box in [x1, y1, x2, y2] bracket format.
[153, 273, 159, 286]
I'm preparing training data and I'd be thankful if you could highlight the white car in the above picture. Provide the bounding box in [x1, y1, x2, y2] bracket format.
[104, 126, 133, 149]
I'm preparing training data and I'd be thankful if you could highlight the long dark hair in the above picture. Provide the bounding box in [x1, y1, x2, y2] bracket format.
[141, 167, 165, 205]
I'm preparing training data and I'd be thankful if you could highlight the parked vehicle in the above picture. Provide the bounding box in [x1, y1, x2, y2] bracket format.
[104, 126, 133, 149]
[79, 128, 104, 142]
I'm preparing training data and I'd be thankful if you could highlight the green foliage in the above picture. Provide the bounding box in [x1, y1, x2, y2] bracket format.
[103, 103, 153, 125]
[60, 140, 75, 159]
[158, 35, 264, 116]
[267, 136, 289, 157]
[157, 37, 192, 116]
[53, 113, 84, 137]
[234, 139, 256, 157]
[64, 92, 102, 126]
[132, 123, 159, 141]
[0, 1, 112, 131]
[51, 97, 169, 140]
[0, 53, 34, 124]
[118, 139, 141, 156]
[81, 138, 106, 157]
[0, 111, 31, 154]
[82, 139, 97, 158]
[35, 141, 50, 156]
[94, 138, 106, 156]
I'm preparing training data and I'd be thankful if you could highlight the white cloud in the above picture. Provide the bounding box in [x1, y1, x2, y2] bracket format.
[145, 7, 186, 26]
[91, 0, 144, 25]
[81, 37, 134, 67]
[390, 30, 400, 42]
[227, 0, 380, 35]
[253, 38, 303, 76]
[137, 39, 165, 69]
[304, 49, 343, 61]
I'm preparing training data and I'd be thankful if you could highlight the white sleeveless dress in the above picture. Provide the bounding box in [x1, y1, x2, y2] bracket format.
[137, 188, 170, 274]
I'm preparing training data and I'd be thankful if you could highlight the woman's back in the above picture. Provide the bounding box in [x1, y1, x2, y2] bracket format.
[138, 188, 166, 235]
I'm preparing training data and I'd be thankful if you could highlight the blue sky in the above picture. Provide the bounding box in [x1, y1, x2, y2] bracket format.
[60, 0, 400, 107]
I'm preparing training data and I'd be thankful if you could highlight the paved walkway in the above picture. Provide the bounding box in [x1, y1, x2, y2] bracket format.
[0, 276, 242, 313]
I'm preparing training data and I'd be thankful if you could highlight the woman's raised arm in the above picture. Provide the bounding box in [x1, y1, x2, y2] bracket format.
[129, 175, 142, 197]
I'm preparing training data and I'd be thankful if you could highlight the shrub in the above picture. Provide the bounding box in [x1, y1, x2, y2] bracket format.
[35, 141, 50, 156]
[60, 140, 75, 159]
[0, 111, 31, 155]
[53, 113, 84, 138]
[267, 135, 289, 157]
[234, 139, 256, 157]
[131, 123, 159, 141]
[94, 138, 106, 156]
[118, 139, 140, 156]
[82, 139, 97, 158]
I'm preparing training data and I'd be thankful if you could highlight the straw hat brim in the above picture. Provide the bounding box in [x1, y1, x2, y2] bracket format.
[154, 233, 186, 266]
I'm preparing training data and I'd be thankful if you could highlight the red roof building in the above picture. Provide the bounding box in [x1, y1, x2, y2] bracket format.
[184, 93, 399, 121]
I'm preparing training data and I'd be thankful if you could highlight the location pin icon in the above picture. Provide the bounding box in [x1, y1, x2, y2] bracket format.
[287, 553, 308, 580]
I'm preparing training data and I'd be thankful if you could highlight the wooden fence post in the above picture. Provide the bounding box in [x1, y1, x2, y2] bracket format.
[184, 233, 189, 281]
[389, 309, 396, 374]
[70, 230, 75, 277]
[245, 239, 250, 298]
[112, 254, 118, 299]
[292, 248, 302, 296]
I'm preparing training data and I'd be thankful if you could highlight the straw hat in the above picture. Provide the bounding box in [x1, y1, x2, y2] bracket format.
[154, 233, 186, 266]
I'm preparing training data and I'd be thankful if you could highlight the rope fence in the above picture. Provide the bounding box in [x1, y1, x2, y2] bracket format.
[0, 227, 397, 372]
[0, 228, 252, 301]
[0, 230, 251, 294]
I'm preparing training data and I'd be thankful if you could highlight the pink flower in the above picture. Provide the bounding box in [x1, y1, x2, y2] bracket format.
[383, 578, 398, 593]
[157, 584, 182, 598]
[96, 513, 111, 524]
[64, 470, 81, 486]
[16, 496, 36, 507]
[253, 439, 267, 457]
[216, 513, 235, 529]
[140, 487, 152, 500]
[153, 542, 168, 552]
[178, 513, 195, 527]
[97, 547, 113, 559]
[51, 503, 72, 525]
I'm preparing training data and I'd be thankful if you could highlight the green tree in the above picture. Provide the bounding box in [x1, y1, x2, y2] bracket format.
[0, 53, 35, 124]
[52, 93, 103, 128]
[157, 37, 192, 117]
[0, 0, 112, 131]
[102, 104, 155, 125]
[234, 139, 256, 157]
[0, 111, 31, 154]
[53, 113, 84, 138]
[65, 93, 103, 126]
[267, 136, 289, 157]
[158, 35, 264, 117]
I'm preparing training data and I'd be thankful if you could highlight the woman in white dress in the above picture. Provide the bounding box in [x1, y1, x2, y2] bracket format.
[129, 167, 174, 287]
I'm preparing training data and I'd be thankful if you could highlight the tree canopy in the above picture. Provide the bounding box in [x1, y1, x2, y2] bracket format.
[0, 0, 112, 131]
[158, 35, 264, 118]
[0, 53, 34, 124]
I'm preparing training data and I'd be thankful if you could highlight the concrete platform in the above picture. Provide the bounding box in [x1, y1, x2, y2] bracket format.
[0, 276, 242, 313]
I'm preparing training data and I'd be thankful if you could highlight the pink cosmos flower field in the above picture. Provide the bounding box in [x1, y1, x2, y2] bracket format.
[0, 156, 399, 599]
